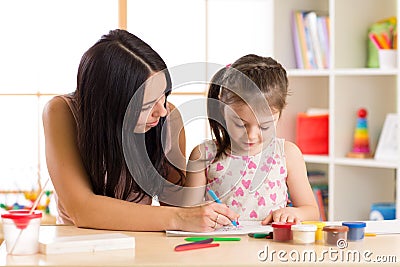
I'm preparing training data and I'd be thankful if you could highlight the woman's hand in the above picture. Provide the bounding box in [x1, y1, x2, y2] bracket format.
[261, 207, 300, 225]
[175, 202, 239, 232]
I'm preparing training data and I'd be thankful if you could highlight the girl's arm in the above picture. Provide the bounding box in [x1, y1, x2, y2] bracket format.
[158, 102, 186, 206]
[43, 97, 236, 232]
[262, 141, 320, 224]
[164, 102, 186, 183]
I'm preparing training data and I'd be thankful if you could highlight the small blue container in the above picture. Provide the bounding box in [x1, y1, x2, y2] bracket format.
[342, 222, 366, 241]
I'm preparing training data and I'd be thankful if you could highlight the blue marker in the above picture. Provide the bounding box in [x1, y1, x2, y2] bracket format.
[207, 189, 238, 227]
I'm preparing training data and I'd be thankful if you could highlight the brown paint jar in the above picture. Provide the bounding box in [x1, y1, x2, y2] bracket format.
[322, 225, 349, 246]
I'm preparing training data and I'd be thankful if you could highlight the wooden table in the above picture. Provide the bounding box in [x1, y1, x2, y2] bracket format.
[0, 225, 399, 266]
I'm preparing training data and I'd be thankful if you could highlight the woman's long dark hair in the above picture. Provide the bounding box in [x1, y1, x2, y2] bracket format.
[207, 54, 289, 159]
[75, 29, 183, 202]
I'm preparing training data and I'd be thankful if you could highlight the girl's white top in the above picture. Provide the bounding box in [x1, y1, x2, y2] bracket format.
[205, 138, 288, 221]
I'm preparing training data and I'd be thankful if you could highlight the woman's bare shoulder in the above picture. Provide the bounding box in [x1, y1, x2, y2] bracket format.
[42, 95, 77, 138]
[42, 96, 72, 121]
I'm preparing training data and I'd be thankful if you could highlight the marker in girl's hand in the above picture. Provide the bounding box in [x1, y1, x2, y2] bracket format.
[207, 188, 238, 227]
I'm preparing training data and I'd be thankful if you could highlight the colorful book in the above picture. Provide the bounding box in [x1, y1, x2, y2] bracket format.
[302, 12, 317, 69]
[304, 11, 324, 69]
[314, 188, 327, 221]
[317, 16, 330, 68]
[291, 11, 304, 68]
[295, 11, 311, 69]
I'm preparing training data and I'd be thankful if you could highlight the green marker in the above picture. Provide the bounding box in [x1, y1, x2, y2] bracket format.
[184, 237, 241, 242]
[248, 233, 272, 238]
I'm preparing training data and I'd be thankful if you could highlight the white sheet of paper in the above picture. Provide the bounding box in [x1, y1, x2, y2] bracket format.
[365, 219, 400, 235]
[325, 220, 400, 235]
[166, 221, 272, 237]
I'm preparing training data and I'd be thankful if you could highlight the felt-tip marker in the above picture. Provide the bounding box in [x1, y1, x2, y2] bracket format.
[248, 232, 273, 239]
[174, 238, 219, 252]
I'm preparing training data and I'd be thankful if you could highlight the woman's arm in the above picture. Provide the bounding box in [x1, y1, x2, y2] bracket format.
[43, 97, 236, 232]
[262, 141, 319, 224]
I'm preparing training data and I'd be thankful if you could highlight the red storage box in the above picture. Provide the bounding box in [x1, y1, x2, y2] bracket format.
[296, 113, 329, 155]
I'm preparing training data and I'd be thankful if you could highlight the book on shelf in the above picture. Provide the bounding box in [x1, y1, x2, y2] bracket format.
[317, 15, 330, 68]
[292, 10, 308, 69]
[302, 12, 318, 69]
[291, 10, 330, 69]
[313, 185, 328, 221]
[291, 10, 304, 69]
[304, 11, 323, 69]
[308, 170, 328, 221]
[308, 170, 328, 185]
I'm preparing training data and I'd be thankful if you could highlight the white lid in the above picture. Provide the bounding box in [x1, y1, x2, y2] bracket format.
[291, 224, 317, 232]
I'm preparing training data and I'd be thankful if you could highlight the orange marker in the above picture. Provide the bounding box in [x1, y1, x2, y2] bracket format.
[374, 33, 390, 49]
[381, 32, 392, 49]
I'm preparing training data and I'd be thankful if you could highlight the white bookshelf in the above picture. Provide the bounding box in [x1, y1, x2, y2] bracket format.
[273, 0, 399, 220]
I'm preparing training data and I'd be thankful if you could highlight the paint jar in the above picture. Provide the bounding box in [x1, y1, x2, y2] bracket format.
[1, 210, 42, 255]
[342, 222, 366, 241]
[291, 224, 317, 244]
[302, 221, 326, 243]
[322, 225, 349, 246]
[272, 222, 295, 242]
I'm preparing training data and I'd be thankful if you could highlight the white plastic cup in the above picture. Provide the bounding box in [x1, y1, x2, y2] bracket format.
[291, 224, 317, 244]
[1, 210, 42, 255]
[378, 49, 397, 69]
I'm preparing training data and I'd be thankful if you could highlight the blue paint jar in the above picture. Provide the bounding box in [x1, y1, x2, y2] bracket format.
[342, 222, 366, 241]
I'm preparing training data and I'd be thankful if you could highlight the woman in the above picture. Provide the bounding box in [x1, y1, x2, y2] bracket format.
[43, 29, 238, 232]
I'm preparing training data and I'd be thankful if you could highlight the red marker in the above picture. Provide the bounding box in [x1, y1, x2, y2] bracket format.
[174, 238, 219, 252]
[174, 243, 220, 252]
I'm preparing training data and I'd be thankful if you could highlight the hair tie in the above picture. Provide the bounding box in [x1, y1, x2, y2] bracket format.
[226, 64, 231, 68]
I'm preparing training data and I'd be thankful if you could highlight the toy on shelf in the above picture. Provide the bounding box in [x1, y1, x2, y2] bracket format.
[347, 108, 372, 158]
[0, 190, 53, 214]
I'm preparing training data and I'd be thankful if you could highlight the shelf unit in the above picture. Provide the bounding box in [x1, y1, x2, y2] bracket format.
[273, 0, 399, 220]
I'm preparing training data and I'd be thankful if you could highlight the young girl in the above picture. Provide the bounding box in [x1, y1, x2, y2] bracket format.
[185, 55, 319, 227]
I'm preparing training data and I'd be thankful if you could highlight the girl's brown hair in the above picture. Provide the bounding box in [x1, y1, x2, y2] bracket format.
[207, 54, 289, 158]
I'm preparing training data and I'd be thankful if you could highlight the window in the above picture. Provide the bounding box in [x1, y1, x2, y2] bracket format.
[0, 1, 117, 210]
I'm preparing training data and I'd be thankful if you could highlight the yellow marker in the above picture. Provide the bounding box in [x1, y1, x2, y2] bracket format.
[365, 233, 376, 237]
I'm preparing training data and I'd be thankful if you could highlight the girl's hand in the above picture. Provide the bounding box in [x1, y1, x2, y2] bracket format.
[261, 207, 300, 225]
[176, 202, 239, 232]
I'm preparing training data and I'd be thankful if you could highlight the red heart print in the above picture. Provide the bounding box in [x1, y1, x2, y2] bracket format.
[216, 163, 224, 171]
[250, 210, 258, 218]
[235, 187, 244, 197]
[241, 179, 251, 189]
[258, 197, 266, 206]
